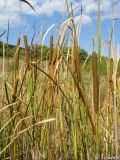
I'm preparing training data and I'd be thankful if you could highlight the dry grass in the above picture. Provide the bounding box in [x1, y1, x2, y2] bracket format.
[0, 1, 120, 159]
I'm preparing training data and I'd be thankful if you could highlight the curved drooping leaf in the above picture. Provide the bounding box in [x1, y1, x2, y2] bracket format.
[20, 0, 37, 13]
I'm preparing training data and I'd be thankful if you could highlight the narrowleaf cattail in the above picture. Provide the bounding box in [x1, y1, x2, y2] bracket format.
[92, 51, 99, 114]
[52, 47, 57, 65]
[23, 34, 30, 69]
[14, 36, 20, 75]
[33, 45, 37, 81]
[72, 42, 81, 92]
[48, 35, 53, 65]
[12, 80, 18, 103]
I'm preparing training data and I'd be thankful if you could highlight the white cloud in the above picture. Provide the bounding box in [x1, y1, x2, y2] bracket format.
[0, 0, 23, 28]
[83, 0, 120, 20]
[0, 0, 67, 28]
[74, 15, 92, 25]
[0, 0, 119, 29]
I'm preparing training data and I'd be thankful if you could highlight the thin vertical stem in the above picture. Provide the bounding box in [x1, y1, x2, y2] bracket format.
[2, 35, 5, 88]
[98, 0, 101, 76]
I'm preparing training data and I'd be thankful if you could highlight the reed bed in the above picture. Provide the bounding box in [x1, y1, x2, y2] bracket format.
[0, 1, 120, 160]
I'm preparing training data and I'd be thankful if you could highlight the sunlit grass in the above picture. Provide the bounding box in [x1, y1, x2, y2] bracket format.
[0, 0, 120, 159]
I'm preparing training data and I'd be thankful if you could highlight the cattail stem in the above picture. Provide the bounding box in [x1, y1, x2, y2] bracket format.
[92, 51, 99, 114]
[98, 0, 101, 76]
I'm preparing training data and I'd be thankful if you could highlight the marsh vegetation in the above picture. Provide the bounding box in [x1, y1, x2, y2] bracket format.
[0, 0, 120, 159]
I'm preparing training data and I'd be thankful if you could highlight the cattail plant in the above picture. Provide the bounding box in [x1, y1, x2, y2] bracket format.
[14, 36, 20, 78]
[0, 1, 120, 159]
[98, 0, 101, 75]
[72, 43, 81, 83]
[32, 45, 37, 82]
[48, 35, 53, 66]
[12, 36, 21, 103]
[71, 24, 82, 96]
[111, 41, 118, 157]
[23, 34, 30, 69]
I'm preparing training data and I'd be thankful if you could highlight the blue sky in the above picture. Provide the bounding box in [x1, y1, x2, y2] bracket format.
[0, 0, 120, 55]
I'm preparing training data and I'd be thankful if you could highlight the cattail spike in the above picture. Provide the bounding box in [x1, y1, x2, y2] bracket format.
[48, 35, 53, 65]
[23, 34, 30, 69]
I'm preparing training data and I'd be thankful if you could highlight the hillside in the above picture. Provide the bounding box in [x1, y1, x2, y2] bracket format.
[0, 42, 118, 75]
[0, 42, 17, 57]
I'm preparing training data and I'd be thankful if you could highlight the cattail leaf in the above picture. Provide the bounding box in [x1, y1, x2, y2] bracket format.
[98, 0, 101, 75]
[7, 6, 10, 49]
[20, 0, 37, 13]
[0, 30, 6, 38]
